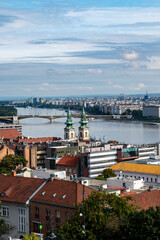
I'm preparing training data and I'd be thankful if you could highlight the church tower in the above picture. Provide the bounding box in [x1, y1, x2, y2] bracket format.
[64, 107, 76, 141]
[79, 107, 89, 142]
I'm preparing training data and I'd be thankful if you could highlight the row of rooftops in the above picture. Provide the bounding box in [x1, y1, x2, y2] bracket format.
[0, 175, 92, 207]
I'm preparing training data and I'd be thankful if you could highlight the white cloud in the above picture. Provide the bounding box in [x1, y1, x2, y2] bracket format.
[145, 56, 160, 69]
[113, 85, 123, 89]
[42, 83, 49, 86]
[129, 83, 145, 91]
[123, 51, 139, 60]
[87, 69, 102, 74]
[39, 87, 48, 91]
[23, 87, 33, 92]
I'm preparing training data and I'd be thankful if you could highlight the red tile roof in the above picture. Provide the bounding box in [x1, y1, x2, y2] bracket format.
[57, 156, 80, 167]
[0, 175, 45, 203]
[132, 190, 160, 210]
[0, 129, 22, 140]
[31, 179, 93, 207]
[18, 137, 62, 144]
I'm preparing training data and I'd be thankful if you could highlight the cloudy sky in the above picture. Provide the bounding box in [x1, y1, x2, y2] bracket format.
[0, 0, 160, 97]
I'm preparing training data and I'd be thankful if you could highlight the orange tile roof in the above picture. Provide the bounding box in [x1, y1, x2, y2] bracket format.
[122, 190, 160, 210]
[110, 162, 160, 175]
[0, 175, 45, 203]
[31, 179, 93, 207]
[57, 156, 80, 167]
[133, 190, 160, 210]
[18, 137, 62, 144]
[0, 129, 22, 139]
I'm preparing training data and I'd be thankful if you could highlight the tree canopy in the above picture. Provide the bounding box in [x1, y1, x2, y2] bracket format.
[118, 206, 160, 240]
[0, 154, 27, 175]
[58, 191, 137, 240]
[96, 168, 116, 180]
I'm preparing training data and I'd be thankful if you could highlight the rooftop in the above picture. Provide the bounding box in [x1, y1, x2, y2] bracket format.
[0, 175, 45, 203]
[31, 178, 93, 207]
[57, 156, 80, 167]
[0, 129, 22, 140]
[110, 162, 160, 175]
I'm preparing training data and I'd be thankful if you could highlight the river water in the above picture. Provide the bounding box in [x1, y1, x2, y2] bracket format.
[17, 107, 160, 145]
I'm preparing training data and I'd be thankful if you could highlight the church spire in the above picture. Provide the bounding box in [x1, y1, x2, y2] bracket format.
[65, 107, 74, 129]
[64, 106, 76, 141]
[79, 107, 89, 142]
[79, 107, 88, 128]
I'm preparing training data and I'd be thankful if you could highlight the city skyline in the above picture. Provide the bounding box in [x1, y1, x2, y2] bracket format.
[0, 0, 160, 97]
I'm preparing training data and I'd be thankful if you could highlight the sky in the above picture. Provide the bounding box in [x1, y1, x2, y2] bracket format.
[0, 0, 160, 97]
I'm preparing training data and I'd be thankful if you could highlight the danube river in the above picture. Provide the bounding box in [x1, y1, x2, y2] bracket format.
[17, 107, 160, 145]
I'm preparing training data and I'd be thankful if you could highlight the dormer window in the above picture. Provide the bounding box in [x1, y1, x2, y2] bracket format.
[0, 192, 7, 197]
[61, 194, 66, 199]
[52, 193, 56, 198]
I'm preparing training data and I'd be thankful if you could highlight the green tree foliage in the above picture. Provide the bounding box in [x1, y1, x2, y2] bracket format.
[58, 191, 137, 240]
[118, 206, 160, 240]
[0, 154, 27, 175]
[0, 219, 10, 237]
[132, 110, 143, 120]
[0, 106, 17, 116]
[96, 168, 116, 180]
[23, 233, 40, 240]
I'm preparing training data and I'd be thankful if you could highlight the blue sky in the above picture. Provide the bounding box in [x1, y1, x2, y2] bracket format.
[0, 0, 160, 97]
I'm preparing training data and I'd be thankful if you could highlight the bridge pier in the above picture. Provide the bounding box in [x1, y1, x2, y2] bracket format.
[50, 116, 54, 123]
[13, 116, 19, 124]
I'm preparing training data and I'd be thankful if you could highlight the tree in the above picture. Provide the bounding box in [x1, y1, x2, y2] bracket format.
[96, 168, 116, 180]
[23, 233, 40, 240]
[118, 206, 160, 240]
[0, 219, 11, 238]
[0, 154, 27, 175]
[58, 191, 137, 240]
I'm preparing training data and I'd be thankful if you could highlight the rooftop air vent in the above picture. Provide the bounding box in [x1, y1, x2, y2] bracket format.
[41, 191, 46, 196]
[52, 193, 57, 198]
[61, 194, 66, 199]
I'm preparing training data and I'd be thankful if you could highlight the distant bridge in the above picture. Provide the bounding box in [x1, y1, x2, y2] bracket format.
[0, 114, 127, 124]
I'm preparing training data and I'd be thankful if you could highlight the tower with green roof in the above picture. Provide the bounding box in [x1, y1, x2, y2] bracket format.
[64, 107, 76, 140]
[79, 107, 89, 142]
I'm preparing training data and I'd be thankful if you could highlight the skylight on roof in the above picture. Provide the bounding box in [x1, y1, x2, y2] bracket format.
[41, 191, 45, 196]
[52, 193, 56, 198]
[61, 194, 66, 199]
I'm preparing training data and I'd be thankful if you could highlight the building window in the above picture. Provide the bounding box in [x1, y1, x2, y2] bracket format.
[55, 210, 60, 226]
[65, 212, 70, 221]
[18, 208, 26, 232]
[46, 208, 51, 220]
[85, 132, 88, 137]
[155, 178, 157, 182]
[1, 206, 9, 217]
[151, 178, 153, 182]
[33, 222, 40, 233]
[55, 210, 60, 219]
[35, 207, 39, 219]
[147, 177, 148, 181]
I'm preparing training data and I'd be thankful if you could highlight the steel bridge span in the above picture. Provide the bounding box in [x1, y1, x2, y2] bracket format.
[0, 114, 126, 124]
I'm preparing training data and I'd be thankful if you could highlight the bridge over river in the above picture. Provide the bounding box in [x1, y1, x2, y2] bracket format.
[0, 114, 127, 124]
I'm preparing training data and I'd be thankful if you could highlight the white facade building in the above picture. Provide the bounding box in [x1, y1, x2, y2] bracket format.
[143, 105, 160, 118]
[107, 176, 144, 190]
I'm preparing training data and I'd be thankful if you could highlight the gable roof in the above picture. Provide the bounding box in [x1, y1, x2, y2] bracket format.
[57, 156, 80, 167]
[31, 179, 93, 207]
[0, 175, 45, 203]
[110, 162, 160, 175]
[0, 129, 22, 140]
